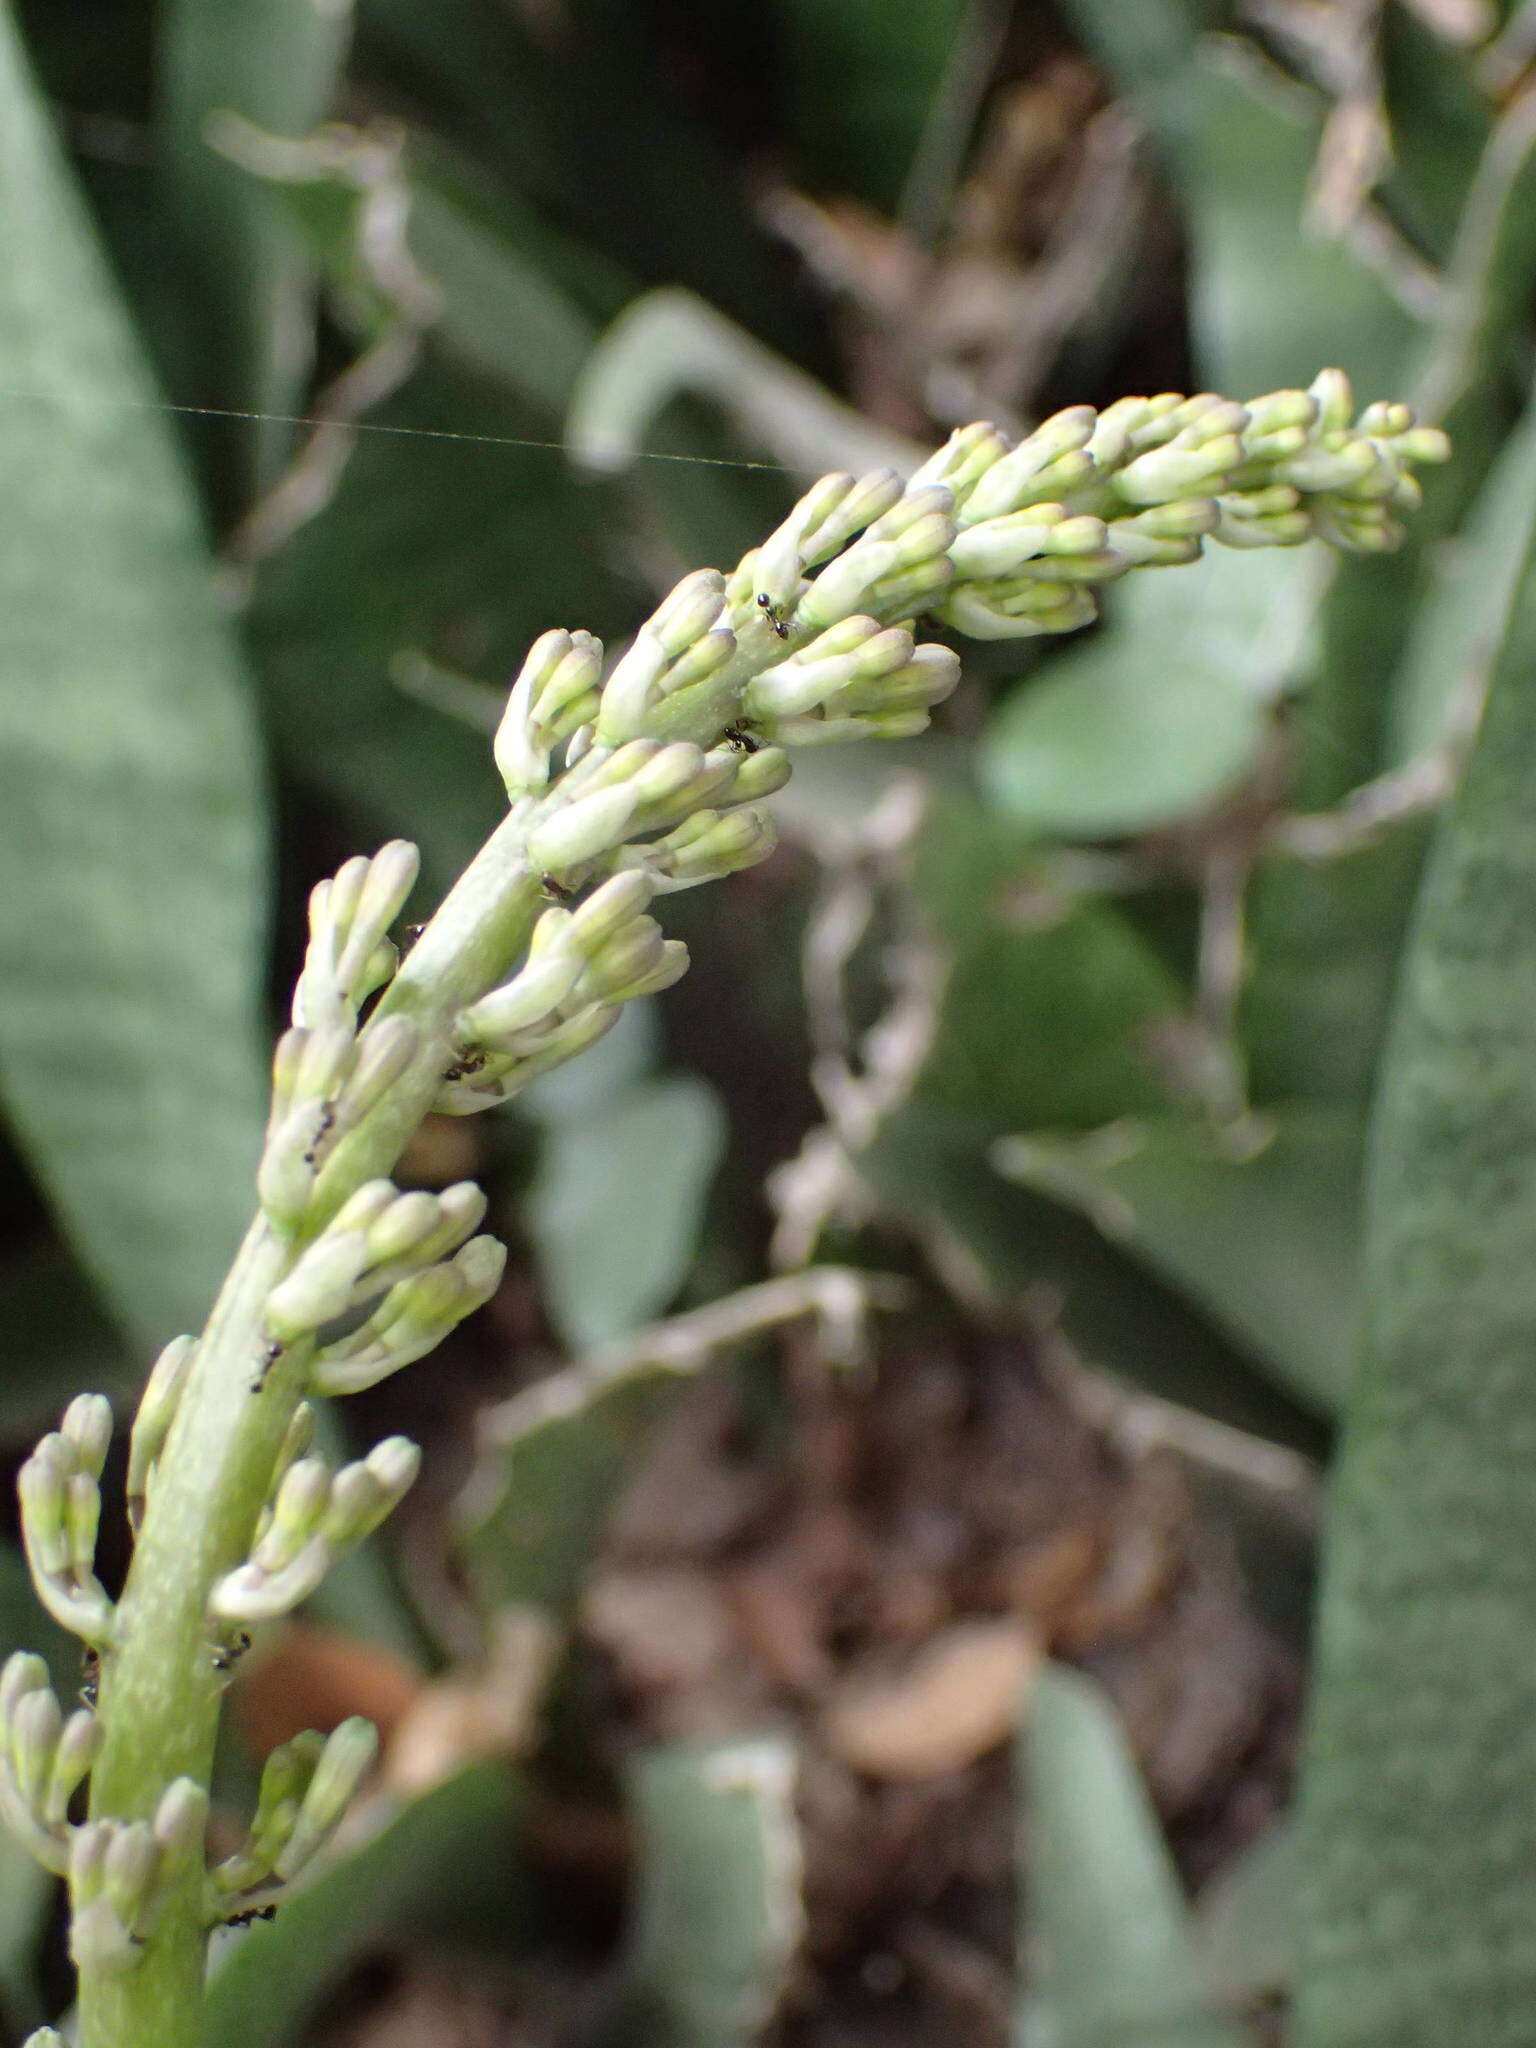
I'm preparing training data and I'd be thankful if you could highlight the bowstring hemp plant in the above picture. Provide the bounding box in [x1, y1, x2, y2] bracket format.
[1, 370, 1443, 2048]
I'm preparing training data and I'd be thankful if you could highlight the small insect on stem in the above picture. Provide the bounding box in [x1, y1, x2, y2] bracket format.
[250, 1338, 283, 1396]
[723, 725, 761, 755]
[540, 872, 576, 905]
[442, 1048, 488, 1084]
[212, 1631, 252, 1677]
[756, 593, 791, 640]
[401, 921, 428, 952]
[301, 1099, 337, 1168]
[79, 1645, 100, 1710]
[221, 1902, 278, 1929]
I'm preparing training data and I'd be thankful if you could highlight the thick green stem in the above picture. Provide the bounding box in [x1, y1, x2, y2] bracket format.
[76, 813, 542, 2048]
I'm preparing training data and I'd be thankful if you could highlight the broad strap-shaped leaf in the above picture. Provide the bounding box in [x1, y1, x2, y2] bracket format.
[595, 1734, 803, 2048]
[995, 1111, 1360, 1416]
[1018, 1663, 1248, 2048]
[1293, 452, 1536, 2047]
[0, 0, 268, 1346]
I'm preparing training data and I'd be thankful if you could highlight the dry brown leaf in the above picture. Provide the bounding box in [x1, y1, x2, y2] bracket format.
[819, 1619, 1039, 1781]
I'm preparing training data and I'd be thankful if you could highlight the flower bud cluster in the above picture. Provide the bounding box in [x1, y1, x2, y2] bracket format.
[742, 616, 961, 746]
[18, 1396, 115, 1642]
[902, 369, 1448, 640]
[494, 628, 604, 796]
[259, 843, 425, 1233]
[210, 1716, 377, 1908]
[69, 1779, 207, 1973]
[211, 1437, 422, 1623]
[0, 1654, 100, 1871]
[260, 1177, 505, 1394]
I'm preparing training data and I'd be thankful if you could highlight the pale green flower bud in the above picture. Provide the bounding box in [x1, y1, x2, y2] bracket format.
[329, 1179, 400, 1238]
[582, 918, 667, 1000]
[333, 1017, 420, 1141]
[265, 1230, 371, 1343]
[45, 1708, 100, 1828]
[273, 1716, 378, 1882]
[570, 869, 657, 952]
[11, 1687, 61, 1812]
[717, 742, 792, 803]
[650, 568, 728, 656]
[1310, 367, 1355, 433]
[214, 1730, 325, 1894]
[626, 740, 732, 827]
[797, 468, 905, 565]
[259, 1459, 331, 1572]
[322, 1439, 420, 1552]
[940, 581, 1098, 640]
[527, 784, 642, 873]
[906, 421, 1012, 509]
[949, 506, 1108, 580]
[62, 1395, 112, 1480]
[961, 407, 1097, 522]
[459, 944, 585, 1044]
[1279, 436, 1384, 494]
[495, 628, 605, 796]
[647, 806, 777, 887]
[124, 1335, 193, 1531]
[560, 736, 664, 798]
[1113, 432, 1245, 506]
[833, 642, 961, 716]
[1245, 389, 1318, 438]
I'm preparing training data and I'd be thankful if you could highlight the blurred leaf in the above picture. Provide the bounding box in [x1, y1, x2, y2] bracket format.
[567, 287, 917, 480]
[458, 1352, 681, 1620]
[777, 0, 968, 213]
[159, 0, 353, 492]
[912, 799, 1188, 1137]
[247, 359, 626, 892]
[0, 1240, 128, 1433]
[863, 1103, 1329, 1449]
[1195, 1816, 1296, 2010]
[204, 1763, 532, 2048]
[1378, 6, 1492, 264]
[357, 0, 808, 353]
[526, 1074, 726, 1354]
[595, 1734, 802, 2048]
[982, 548, 1304, 841]
[1389, 363, 1536, 763]
[0, 1, 268, 1347]
[995, 1112, 1360, 1415]
[1293, 450, 1536, 2048]
[408, 172, 597, 413]
[1018, 1663, 1248, 2048]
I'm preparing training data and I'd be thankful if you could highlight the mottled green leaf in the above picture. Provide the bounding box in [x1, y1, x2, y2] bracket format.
[0, 0, 268, 1346]
[1293, 445, 1536, 2048]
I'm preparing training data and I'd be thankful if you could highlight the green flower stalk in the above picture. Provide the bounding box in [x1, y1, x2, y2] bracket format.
[1, 371, 1443, 2048]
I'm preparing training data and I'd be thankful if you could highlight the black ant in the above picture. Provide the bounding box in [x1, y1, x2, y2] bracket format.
[442, 1048, 488, 1084]
[540, 873, 576, 905]
[79, 1646, 100, 1710]
[221, 1902, 278, 1929]
[301, 1099, 336, 1168]
[212, 1631, 252, 1676]
[756, 593, 791, 640]
[723, 726, 761, 755]
[402, 921, 428, 951]
[250, 1338, 283, 1395]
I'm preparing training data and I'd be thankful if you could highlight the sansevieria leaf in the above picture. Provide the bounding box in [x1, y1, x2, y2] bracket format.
[0, 0, 268, 1346]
